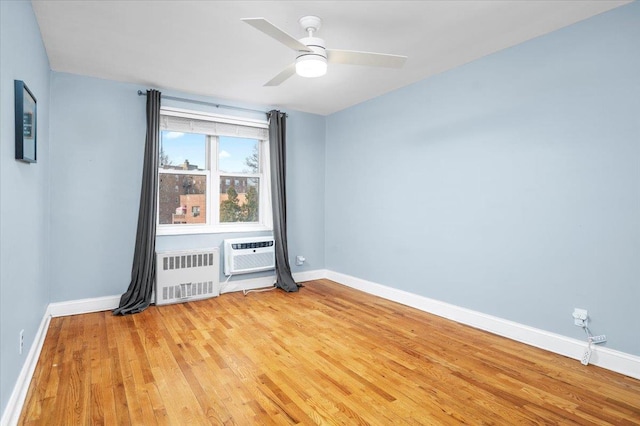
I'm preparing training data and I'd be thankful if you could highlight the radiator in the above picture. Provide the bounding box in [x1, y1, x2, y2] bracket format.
[223, 236, 275, 276]
[155, 248, 220, 306]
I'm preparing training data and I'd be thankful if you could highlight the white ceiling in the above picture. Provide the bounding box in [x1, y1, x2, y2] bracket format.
[32, 1, 629, 116]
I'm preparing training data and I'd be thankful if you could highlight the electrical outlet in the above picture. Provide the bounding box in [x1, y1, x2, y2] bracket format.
[19, 329, 24, 355]
[590, 334, 607, 344]
[581, 348, 591, 366]
[295, 255, 306, 266]
[573, 308, 588, 327]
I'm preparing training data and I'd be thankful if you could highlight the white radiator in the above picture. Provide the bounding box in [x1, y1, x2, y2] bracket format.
[223, 236, 275, 276]
[155, 248, 220, 306]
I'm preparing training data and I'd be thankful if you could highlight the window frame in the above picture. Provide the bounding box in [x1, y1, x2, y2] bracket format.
[157, 107, 272, 236]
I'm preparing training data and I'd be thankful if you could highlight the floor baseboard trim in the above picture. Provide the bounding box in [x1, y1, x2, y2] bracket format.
[49, 295, 122, 318]
[45, 270, 328, 316]
[219, 269, 328, 294]
[293, 269, 328, 283]
[219, 269, 327, 294]
[325, 270, 640, 380]
[220, 275, 275, 294]
[1, 308, 51, 426]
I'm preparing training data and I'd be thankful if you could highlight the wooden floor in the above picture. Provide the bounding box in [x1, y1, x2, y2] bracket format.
[20, 279, 640, 425]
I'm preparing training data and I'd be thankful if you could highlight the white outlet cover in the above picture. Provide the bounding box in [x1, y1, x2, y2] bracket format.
[573, 308, 588, 320]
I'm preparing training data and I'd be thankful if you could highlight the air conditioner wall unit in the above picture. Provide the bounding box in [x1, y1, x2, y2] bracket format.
[224, 236, 275, 276]
[155, 248, 220, 306]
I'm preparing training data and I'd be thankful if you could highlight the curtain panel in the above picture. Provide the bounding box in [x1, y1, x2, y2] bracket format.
[114, 89, 161, 315]
[268, 110, 299, 292]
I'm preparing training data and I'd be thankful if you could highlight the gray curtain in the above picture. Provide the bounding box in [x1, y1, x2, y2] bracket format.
[114, 89, 161, 314]
[268, 110, 299, 292]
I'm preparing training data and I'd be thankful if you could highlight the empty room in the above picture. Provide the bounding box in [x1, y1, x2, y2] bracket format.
[1, 1, 639, 424]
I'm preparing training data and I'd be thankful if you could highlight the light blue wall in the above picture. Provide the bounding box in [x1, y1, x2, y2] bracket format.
[49, 73, 146, 302]
[49, 73, 326, 301]
[284, 109, 326, 272]
[0, 0, 51, 415]
[326, 3, 640, 356]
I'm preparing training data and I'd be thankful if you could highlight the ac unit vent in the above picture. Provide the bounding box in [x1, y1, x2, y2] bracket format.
[232, 241, 274, 250]
[155, 248, 219, 306]
[224, 236, 275, 276]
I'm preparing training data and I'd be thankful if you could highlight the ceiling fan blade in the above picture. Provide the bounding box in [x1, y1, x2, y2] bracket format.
[264, 63, 296, 86]
[242, 18, 311, 53]
[327, 49, 407, 68]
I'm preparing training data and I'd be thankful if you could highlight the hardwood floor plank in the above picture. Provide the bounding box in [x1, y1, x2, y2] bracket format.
[18, 279, 640, 425]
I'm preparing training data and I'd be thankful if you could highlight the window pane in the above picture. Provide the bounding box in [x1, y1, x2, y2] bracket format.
[160, 131, 206, 171]
[218, 137, 259, 173]
[159, 173, 207, 225]
[220, 176, 259, 223]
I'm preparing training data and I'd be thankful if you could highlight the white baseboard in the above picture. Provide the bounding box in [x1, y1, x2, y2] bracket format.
[1, 309, 51, 426]
[44, 269, 328, 317]
[293, 269, 328, 283]
[325, 270, 640, 380]
[219, 269, 327, 294]
[220, 275, 275, 294]
[49, 295, 122, 317]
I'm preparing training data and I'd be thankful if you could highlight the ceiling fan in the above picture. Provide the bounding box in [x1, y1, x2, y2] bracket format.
[241, 15, 408, 86]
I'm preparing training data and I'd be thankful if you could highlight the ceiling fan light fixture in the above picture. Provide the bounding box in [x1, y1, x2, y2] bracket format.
[295, 55, 327, 78]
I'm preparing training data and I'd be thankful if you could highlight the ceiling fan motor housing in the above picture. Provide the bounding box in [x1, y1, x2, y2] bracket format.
[297, 37, 326, 59]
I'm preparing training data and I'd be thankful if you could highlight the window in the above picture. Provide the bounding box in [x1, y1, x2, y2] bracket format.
[157, 108, 271, 235]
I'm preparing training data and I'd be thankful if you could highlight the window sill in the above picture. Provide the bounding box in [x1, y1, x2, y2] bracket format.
[156, 223, 272, 236]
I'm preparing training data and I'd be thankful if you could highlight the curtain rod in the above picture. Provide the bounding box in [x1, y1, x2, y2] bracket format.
[136, 90, 275, 116]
